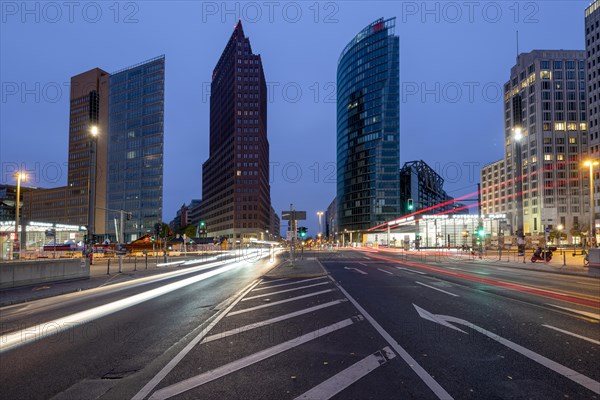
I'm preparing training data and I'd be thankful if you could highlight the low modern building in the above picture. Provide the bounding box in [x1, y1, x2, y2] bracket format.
[400, 160, 457, 215]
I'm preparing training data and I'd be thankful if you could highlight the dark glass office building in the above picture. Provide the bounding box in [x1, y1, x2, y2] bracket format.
[337, 18, 400, 236]
[202, 21, 271, 242]
[106, 56, 165, 241]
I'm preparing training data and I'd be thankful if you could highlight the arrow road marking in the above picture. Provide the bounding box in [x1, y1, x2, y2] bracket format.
[331, 278, 453, 400]
[344, 266, 367, 275]
[413, 304, 600, 395]
[294, 347, 396, 400]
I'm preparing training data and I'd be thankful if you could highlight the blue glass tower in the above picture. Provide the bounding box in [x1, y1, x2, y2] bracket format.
[337, 18, 400, 235]
[106, 56, 165, 242]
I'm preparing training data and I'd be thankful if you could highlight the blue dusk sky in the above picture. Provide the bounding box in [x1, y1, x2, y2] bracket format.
[0, 1, 587, 234]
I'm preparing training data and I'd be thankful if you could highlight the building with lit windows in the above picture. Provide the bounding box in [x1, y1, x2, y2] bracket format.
[201, 21, 271, 242]
[482, 50, 589, 243]
[336, 17, 400, 240]
[106, 56, 165, 242]
[23, 68, 110, 233]
[22, 57, 164, 244]
[400, 160, 459, 215]
[585, 1, 600, 238]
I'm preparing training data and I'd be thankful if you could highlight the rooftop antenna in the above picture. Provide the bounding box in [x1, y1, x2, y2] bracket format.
[516, 30, 520, 62]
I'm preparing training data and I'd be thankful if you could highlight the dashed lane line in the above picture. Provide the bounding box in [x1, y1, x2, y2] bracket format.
[377, 268, 394, 275]
[415, 281, 459, 297]
[542, 324, 600, 346]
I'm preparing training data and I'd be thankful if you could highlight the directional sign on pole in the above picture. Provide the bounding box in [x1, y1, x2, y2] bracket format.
[281, 211, 307, 220]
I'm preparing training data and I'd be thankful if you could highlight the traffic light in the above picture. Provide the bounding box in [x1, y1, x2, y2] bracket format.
[83, 234, 88, 243]
[477, 226, 486, 238]
[407, 198, 414, 211]
[298, 227, 307, 239]
[154, 222, 161, 237]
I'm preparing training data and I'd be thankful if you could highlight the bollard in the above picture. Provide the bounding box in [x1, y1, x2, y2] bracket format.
[134, 256, 137, 271]
[107, 258, 111, 275]
[563, 251, 566, 267]
[145, 253, 148, 270]
[118, 256, 122, 273]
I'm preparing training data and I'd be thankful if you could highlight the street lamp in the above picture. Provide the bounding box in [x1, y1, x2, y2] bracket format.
[13, 172, 27, 260]
[513, 127, 525, 255]
[584, 159, 599, 247]
[317, 211, 324, 237]
[556, 224, 564, 246]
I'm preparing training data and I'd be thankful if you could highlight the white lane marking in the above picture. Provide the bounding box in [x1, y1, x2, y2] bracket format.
[131, 279, 262, 400]
[377, 268, 394, 275]
[330, 277, 453, 400]
[413, 304, 600, 395]
[415, 281, 459, 297]
[252, 276, 327, 291]
[149, 317, 361, 400]
[545, 304, 600, 320]
[258, 278, 288, 285]
[576, 281, 600, 287]
[202, 299, 347, 343]
[359, 263, 368, 266]
[344, 266, 367, 275]
[363, 256, 370, 260]
[294, 347, 396, 400]
[242, 281, 330, 301]
[1, 259, 258, 354]
[396, 266, 426, 275]
[448, 267, 463, 271]
[542, 324, 600, 345]
[227, 289, 335, 316]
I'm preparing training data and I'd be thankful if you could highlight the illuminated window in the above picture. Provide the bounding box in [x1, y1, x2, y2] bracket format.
[569, 137, 577, 144]
[540, 70, 552, 80]
[566, 123, 577, 131]
[557, 154, 565, 161]
[580, 122, 588, 130]
[544, 154, 553, 161]
[554, 122, 566, 131]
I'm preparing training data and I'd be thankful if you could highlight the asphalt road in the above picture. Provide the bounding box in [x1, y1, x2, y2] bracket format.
[1, 249, 598, 399]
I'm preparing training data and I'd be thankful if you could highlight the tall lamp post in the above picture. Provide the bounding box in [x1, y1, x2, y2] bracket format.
[513, 127, 525, 256]
[14, 172, 27, 260]
[584, 159, 599, 247]
[88, 125, 98, 243]
[317, 211, 323, 240]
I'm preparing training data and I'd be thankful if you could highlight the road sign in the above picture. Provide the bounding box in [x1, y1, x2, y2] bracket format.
[286, 231, 295, 241]
[281, 211, 306, 220]
[545, 227, 550, 233]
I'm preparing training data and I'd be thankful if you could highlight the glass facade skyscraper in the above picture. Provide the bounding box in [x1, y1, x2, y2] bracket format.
[337, 18, 400, 235]
[106, 56, 165, 241]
